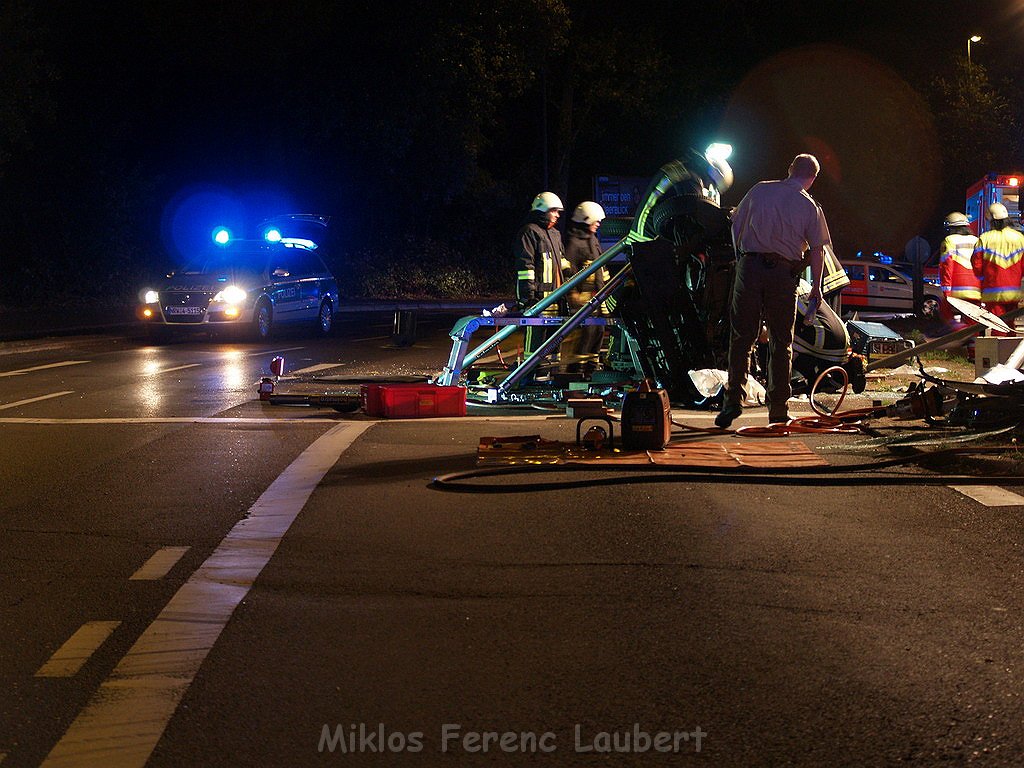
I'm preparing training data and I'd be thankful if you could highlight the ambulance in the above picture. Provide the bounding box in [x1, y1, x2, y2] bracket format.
[965, 173, 1023, 234]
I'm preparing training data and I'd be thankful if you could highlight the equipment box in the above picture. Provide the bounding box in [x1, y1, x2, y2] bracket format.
[362, 383, 467, 418]
[847, 320, 913, 362]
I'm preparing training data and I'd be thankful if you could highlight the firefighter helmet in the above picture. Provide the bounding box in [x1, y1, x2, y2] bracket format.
[989, 202, 1009, 221]
[531, 192, 563, 212]
[944, 211, 970, 227]
[571, 201, 606, 225]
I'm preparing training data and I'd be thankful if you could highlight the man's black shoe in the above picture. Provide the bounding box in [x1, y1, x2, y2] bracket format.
[715, 403, 743, 429]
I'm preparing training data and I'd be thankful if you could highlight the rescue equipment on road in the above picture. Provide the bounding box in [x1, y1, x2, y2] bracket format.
[620, 380, 671, 450]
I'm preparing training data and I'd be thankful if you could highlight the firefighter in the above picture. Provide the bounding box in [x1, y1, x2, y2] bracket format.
[972, 202, 1024, 324]
[938, 211, 981, 326]
[562, 201, 609, 373]
[514, 191, 568, 358]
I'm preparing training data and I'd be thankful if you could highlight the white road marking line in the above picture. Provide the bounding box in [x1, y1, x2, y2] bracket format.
[150, 364, 200, 375]
[0, 391, 74, 411]
[351, 335, 390, 342]
[40, 422, 374, 768]
[290, 362, 345, 374]
[35, 621, 121, 678]
[0, 413, 571, 425]
[0, 416, 345, 424]
[0, 341, 71, 357]
[951, 485, 1024, 507]
[245, 346, 304, 358]
[129, 547, 191, 581]
[0, 361, 89, 378]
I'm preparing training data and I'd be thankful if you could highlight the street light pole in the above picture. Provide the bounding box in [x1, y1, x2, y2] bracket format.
[968, 35, 982, 64]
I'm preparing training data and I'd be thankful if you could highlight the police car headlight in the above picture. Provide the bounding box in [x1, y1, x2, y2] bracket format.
[143, 290, 159, 304]
[213, 286, 247, 304]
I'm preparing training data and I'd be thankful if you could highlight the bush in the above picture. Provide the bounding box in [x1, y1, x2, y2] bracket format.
[337, 236, 511, 300]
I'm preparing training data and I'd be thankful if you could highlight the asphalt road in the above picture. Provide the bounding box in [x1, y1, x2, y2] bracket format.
[2, 315, 1024, 766]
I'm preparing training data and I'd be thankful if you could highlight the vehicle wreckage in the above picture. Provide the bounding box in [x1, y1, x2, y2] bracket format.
[438, 151, 863, 408]
[264, 153, 1024, 433]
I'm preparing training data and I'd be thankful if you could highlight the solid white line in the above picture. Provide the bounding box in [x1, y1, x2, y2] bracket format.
[150, 364, 200, 375]
[40, 422, 374, 768]
[129, 547, 191, 581]
[0, 391, 74, 411]
[35, 622, 121, 678]
[0, 414, 565, 425]
[0, 361, 89, 378]
[351, 335, 390, 342]
[0, 417, 344, 424]
[950, 485, 1024, 507]
[289, 362, 346, 375]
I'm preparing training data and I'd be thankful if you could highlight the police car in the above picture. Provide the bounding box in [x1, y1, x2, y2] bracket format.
[139, 216, 339, 340]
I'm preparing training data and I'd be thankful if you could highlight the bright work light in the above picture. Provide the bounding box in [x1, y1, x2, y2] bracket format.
[705, 143, 733, 163]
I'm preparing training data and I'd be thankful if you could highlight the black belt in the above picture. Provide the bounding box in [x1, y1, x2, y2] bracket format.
[743, 251, 781, 265]
[743, 252, 804, 276]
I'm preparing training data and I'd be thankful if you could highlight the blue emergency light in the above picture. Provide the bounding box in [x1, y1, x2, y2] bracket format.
[212, 227, 231, 245]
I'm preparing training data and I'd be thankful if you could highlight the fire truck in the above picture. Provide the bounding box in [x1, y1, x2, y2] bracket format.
[966, 173, 1023, 233]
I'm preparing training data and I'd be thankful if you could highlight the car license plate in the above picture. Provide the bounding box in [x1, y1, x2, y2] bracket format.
[166, 306, 205, 315]
[873, 341, 898, 356]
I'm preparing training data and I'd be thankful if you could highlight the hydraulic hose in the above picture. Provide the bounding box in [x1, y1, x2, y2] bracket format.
[430, 444, 1024, 493]
[727, 365, 881, 437]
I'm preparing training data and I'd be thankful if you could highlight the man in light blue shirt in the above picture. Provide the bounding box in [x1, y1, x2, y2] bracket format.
[716, 154, 832, 428]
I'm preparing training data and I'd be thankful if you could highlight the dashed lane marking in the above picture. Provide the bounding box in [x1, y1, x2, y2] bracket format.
[149, 364, 200, 375]
[0, 361, 89, 378]
[244, 346, 304, 357]
[0, 391, 74, 411]
[35, 622, 121, 678]
[40, 422, 374, 768]
[290, 362, 346, 374]
[950, 485, 1024, 507]
[129, 547, 191, 580]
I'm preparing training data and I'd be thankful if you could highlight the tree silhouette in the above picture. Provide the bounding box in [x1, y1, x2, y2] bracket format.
[930, 58, 1023, 190]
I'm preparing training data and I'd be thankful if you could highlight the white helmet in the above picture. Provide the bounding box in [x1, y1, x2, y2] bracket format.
[571, 201, 606, 225]
[531, 192, 563, 212]
[944, 211, 970, 227]
[989, 202, 1009, 221]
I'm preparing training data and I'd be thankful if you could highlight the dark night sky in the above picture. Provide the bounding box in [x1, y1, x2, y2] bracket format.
[3, 0, 1022, 299]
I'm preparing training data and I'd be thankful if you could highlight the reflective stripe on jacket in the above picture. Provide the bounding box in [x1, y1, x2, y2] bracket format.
[939, 233, 981, 300]
[972, 228, 1024, 303]
[514, 211, 565, 313]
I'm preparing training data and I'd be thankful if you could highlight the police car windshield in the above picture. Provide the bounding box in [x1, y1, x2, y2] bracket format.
[179, 247, 268, 275]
